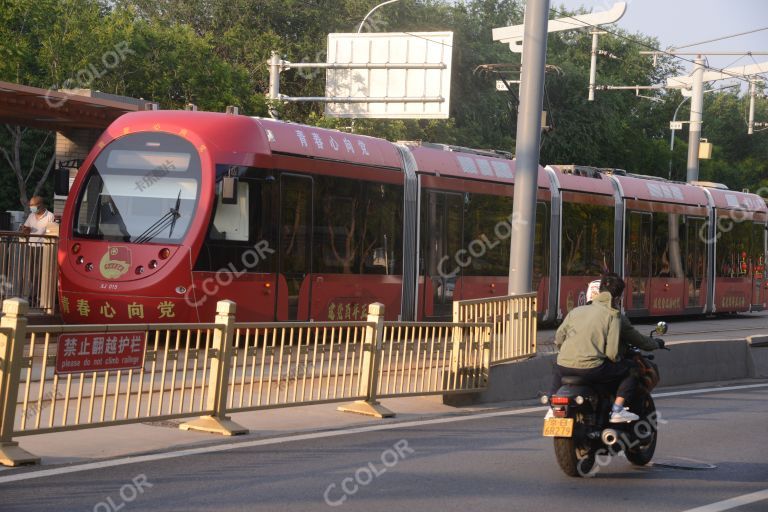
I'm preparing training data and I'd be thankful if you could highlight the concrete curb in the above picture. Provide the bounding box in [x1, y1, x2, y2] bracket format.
[445, 338, 767, 405]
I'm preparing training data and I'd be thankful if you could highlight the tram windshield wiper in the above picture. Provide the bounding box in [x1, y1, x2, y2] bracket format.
[134, 190, 182, 244]
[167, 191, 182, 239]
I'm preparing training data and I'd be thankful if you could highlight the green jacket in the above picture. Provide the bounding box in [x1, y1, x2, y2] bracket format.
[555, 291, 658, 369]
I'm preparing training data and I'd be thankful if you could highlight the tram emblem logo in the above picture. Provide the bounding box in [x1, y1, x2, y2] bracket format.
[100, 246, 131, 279]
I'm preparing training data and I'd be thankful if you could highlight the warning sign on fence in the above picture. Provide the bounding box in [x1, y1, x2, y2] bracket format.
[55, 332, 146, 374]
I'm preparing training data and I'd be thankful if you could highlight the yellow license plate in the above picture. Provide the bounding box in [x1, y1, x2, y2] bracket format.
[543, 417, 574, 437]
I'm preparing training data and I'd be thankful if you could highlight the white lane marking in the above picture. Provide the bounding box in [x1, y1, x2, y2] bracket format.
[1, 382, 766, 484]
[654, 382, 768, 398]
[0, 406, 543, 484]
[680, 488, 768, 512]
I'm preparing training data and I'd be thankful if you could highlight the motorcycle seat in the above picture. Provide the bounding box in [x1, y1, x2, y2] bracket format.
[561, 376, 589, 385]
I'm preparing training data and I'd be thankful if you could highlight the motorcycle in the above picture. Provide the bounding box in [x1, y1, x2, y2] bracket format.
[542, 321, 668, 477]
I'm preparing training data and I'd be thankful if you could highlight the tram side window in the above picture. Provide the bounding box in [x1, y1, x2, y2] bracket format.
[561, 202, 613, 275]
[211, 181, 249, 241]
[652, 213, 684, 278]
[463, 193, 512, 276]
[683, 216, 707, 305]
[194, 168, 275, 273]
[534, 201, 550, 290]
[753, 222, 766, 275]
[360, 182, 403, 275]
[314, 176, 403, 275]
[717, 218, 753, 277]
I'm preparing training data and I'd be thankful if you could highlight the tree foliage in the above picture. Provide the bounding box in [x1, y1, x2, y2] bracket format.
[1, 0, 766, 212]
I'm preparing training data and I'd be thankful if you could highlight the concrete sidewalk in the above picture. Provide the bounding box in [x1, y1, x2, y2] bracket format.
[4, 395, 524, 468]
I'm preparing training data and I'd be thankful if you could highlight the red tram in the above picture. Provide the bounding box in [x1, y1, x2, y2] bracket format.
[57, 111, 767, 324]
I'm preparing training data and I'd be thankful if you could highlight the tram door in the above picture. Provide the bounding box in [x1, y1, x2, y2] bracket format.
[278, 174, 313, 320]
[625, 211, 652, 312]
[421, 191, 463, 318]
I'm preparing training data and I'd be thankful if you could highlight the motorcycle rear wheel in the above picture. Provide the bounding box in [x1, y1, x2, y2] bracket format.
[625, 395, 657, 466]
[553, 415, 595, 477]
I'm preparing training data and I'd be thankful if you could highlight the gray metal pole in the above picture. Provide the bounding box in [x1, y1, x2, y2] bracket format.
[508, 0, 550, 295]
[748, 79, 756, 135]
[686, 56, 704, 182]
[268, 51, 281, 100]
[588, 31, 599, 101]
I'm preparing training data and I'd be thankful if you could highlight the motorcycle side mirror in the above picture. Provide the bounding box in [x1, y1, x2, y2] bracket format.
[654, 321, 668, 335]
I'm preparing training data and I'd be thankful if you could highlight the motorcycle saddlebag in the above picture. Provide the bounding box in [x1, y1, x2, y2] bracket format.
[634, 354, 660, 391]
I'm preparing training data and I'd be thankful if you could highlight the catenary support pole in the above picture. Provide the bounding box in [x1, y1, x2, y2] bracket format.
[508, 0, 550, 295]
[588, 31, 599, 101]
[748, 79, 756, 135]
[686, 56, 704, 182]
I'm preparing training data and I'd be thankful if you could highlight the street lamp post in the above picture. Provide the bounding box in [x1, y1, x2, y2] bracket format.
[668, 95, 691, 179]
[357, 0, 399, 33]
[668, 85, 738, 180]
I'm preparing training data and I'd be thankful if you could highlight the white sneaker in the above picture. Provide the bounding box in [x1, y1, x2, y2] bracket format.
[610, 407, 639, 423]
[544, 408, 555, 420]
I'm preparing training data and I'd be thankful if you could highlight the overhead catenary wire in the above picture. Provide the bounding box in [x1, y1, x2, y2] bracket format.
[389, 7, 766, 91]
[672, 26, 768, 50]
[386, 7, 766, 92]
[547, 5, 763, 89]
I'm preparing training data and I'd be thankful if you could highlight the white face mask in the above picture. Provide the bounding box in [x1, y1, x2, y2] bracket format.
[30, 206, 39, 214]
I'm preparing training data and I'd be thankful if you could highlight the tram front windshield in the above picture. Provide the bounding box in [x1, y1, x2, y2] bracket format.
[73, 133, 201, 244]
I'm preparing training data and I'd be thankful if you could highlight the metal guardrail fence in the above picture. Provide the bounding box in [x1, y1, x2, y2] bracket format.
[0, 232, 58, 314]
[14, 325, 217, 435]
[453, 292, 537, 364]
[0, 299, 495, 466]
[226, 322, 370, 411]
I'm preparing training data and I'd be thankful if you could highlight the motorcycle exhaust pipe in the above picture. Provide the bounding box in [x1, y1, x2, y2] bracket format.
[601, 428, 619, 446]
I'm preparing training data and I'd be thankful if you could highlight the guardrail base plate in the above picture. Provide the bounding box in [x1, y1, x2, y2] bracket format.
[179, 415, 248, 436]
[0, 441, 40, 467]
[337, 400, 395, 418]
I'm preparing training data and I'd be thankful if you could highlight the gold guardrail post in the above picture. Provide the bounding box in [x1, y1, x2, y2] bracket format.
[40, 237, 57, 315]
[481, 324, 492, 387]
[448, 301, 465, 388]
[531, 296, 538, 354]
[180, 300, 247, 435]
[338, 303, 394, 418]
[0, 298, 40, 466]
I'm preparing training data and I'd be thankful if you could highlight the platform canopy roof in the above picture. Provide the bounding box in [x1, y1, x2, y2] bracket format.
[0, 81, 145, 131]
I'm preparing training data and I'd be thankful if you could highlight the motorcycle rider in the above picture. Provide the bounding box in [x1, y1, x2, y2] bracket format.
[547, 273, 664, 423]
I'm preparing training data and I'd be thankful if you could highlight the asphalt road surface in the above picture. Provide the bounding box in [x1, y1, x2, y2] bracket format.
[1, 382, 767, 512]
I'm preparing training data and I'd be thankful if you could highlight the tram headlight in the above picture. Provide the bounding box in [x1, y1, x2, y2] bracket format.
[85, 263, 93, 272]
[72, 243, 80, 254]
[135, 265, 145, 275]
[76, 256, 84, 265]
[149, 260, 158, 269]
[159, 248, 171, 260]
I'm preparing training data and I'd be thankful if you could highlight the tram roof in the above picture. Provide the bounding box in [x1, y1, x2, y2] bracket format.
[98, 111, 405, 170]
[255, 118, 403, 169]
[613, 174, 710, 207]
[547, 165, 615, 196]
[405, 143, 550, 188]
[705, 186, 768, 212]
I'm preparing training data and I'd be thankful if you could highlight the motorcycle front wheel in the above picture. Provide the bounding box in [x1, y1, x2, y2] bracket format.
[624, 395, 657, 466]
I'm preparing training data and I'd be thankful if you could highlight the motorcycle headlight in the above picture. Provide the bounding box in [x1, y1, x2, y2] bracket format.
[574, 396, 585, 405]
